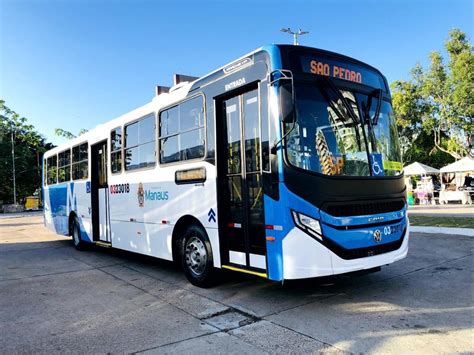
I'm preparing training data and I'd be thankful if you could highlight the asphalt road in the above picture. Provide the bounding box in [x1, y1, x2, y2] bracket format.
[0, 215, 473, 354]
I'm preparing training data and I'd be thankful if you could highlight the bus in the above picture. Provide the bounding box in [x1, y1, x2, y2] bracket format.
[43, 44, 408, 287]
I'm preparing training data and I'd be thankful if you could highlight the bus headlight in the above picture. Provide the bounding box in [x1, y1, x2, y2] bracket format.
[291, 211, 322, 240]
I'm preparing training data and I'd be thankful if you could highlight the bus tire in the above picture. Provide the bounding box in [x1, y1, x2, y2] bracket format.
[71, 217, 87, 251]
[181, 225, 218, 288]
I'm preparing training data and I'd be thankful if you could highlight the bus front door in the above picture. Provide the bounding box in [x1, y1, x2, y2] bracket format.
[91, 140, 110, 243]
[218, 87, 267, 275]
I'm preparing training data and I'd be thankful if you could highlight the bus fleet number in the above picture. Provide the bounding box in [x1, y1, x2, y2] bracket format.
[384, 224, 403, 235]
[110, 183, 130, 194]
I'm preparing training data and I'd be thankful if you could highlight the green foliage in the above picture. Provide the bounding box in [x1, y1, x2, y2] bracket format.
[54, 128, 88, 139]
[402, 131, 454, 168]
[0, 100, 54, 205]
[54, 128, 76, 140]
[391, 29, 473, 165]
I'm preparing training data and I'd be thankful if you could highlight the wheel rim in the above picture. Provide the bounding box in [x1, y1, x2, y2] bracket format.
[185, 236, 207, 276]
[73, 224, 80, 245]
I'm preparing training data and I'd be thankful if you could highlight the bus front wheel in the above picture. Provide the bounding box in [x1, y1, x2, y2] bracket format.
[181, 225, 218, 288]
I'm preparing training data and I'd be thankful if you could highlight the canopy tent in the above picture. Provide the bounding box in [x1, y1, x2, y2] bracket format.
[403, 162, 440, 176]
[440, 156, 474, 173]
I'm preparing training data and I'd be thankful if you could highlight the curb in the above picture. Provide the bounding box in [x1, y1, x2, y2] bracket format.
[0, 211, 43, 219]
[410, 225, 474, 237]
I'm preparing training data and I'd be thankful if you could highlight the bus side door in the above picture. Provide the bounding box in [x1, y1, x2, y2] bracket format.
[217, 86, 267, 273]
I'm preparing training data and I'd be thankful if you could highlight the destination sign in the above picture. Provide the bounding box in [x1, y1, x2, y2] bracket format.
[310, 60, 362, 83]
[299, 55, 385, 90]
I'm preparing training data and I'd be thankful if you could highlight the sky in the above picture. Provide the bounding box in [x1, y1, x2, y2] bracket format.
[1, 0, 473, 145]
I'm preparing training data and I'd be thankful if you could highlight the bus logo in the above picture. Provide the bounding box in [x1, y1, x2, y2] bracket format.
[368, 216, 384, 222]
[373, 230, 382, 243]
[223, 57, 253, 74]
[137, 183, 145, 207]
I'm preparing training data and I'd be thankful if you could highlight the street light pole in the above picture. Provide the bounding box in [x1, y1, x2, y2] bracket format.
[280, 27, 309, 45]
[11, 130, 17, 205]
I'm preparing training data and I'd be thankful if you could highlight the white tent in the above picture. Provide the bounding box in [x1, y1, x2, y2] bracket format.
[440, 156, 474, 173]
[403, 162, 440, 176]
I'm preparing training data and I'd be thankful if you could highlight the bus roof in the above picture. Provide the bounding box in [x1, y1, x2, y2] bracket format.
[44, 44, 387, 157]
[44, 46, 267, 158]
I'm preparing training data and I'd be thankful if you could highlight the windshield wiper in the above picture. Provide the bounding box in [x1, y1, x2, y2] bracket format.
[318, 77, 366, 152]
[366, 88, 383, 125]
[318, 77, 378, 175]
[363, 88, 383, 150]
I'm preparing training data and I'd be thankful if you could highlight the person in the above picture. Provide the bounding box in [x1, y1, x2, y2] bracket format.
[463, 174, 473, 188]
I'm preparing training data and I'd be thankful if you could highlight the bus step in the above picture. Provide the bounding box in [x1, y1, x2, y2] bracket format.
[221, 265, 267, 278]
[94, 241, 112, 248]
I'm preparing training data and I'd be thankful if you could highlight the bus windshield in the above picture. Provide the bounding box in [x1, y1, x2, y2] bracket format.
[285, 82, 402, 177]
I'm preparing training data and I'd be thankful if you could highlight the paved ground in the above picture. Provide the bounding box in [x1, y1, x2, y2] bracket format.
[408, 204, 474, 217]
[0, 215, 473, 354]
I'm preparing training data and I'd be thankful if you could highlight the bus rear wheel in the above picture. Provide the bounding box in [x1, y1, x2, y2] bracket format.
[181, 225, 218, 288]
[71, 217, 87, 251]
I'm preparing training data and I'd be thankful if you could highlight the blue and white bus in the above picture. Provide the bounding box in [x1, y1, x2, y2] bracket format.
[43, 45, 408, 287]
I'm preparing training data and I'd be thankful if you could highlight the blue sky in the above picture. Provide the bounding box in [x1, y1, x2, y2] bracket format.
[1, 0, 472, 145]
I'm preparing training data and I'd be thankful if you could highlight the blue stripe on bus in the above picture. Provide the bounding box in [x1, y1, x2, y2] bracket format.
[264, 45, 317, 280]
[264, 184, 320, 281]
[47, 183, 69, 235]
[320, 208, 405, 227]
[47, 182, 92, 242]
[262, 44, 285, 183]
[321, 219, 406, 249]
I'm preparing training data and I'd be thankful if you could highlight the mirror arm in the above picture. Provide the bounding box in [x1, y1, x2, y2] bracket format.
[268, 69, 296, 154]
[269, 69, 293, 85]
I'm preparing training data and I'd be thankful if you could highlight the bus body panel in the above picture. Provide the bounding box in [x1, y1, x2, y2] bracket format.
[282, 225, 409, 279]
[107, 161, 220, 266]
[264, 181, 408, 281]
[44, 181, 93, 241]
[73, 181, 94, 242]
[43, 183, 69, 236]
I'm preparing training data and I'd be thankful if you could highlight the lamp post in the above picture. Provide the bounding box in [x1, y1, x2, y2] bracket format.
[280, 28, 309, 46]
[11, 128, 17, 205]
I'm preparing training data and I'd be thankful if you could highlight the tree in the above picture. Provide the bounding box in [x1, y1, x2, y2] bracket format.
[391, 29, 473, 165]
[0, 100, 54, 205]
[54, 128, 88, 139]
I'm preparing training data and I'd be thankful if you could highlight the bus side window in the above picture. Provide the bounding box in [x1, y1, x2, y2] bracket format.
[111, 127, 122, 173]
[124, 114, 156, 171]
[72, 143, 88, 180]
[47, 155, 57, 185]
[159, 95, 205, 164]
[58, 149, 71, 183]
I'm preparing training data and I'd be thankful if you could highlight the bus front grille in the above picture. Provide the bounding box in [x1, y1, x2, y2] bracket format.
[323, 228, 407, 260]
[323, 199, 406, 217]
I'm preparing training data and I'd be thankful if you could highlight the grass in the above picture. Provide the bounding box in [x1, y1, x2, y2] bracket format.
[409, 216, 474, 229]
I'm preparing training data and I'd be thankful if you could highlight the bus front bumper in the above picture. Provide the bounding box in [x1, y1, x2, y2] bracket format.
[281, 223, 409, 280]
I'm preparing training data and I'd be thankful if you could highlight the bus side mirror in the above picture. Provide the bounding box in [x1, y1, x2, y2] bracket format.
[278, 80, 295, 124]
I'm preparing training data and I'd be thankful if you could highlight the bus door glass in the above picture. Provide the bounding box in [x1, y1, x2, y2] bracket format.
[221, 88, 266, 271]
[91, 140, 110, 243]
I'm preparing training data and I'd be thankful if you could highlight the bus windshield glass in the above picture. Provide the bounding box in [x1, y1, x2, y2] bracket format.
[285, 82, 402, 177]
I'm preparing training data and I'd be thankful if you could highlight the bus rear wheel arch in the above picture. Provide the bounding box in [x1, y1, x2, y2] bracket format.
[172, 216, 205, 264]
[68, 212, 77, 237]
[70, 215, 88, 251]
